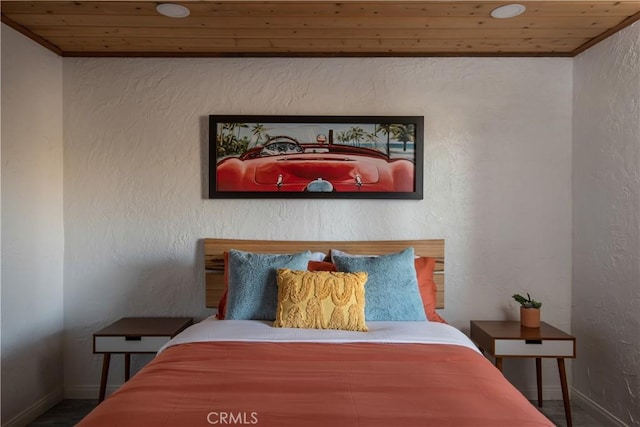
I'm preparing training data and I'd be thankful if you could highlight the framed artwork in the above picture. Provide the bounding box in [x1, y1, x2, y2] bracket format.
[209, 115, 423, 199]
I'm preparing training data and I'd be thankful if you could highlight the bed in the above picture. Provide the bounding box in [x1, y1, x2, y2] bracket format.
[79, 239, 553, 426]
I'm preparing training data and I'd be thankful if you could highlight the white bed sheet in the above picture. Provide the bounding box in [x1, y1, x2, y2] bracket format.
[159, 317, 480, 354]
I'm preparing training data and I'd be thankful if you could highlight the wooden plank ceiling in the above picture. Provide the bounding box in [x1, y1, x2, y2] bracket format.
[2, 1, 640, 57]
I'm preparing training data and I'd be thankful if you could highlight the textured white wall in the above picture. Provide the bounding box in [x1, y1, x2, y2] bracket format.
[1, 25, 64, 424]
[572, 21, 640, 425]
[62, 56, 573, 398]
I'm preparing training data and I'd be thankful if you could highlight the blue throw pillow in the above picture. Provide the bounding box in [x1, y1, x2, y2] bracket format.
[333, 247, 427, 321]
[226, 249, 312, 320]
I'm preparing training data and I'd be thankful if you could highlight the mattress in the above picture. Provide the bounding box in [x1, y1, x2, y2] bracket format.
[79, 318, 553, 426]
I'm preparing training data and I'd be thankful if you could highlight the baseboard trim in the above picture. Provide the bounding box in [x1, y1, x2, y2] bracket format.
[63, 385, 120, 400]
[4, 388, 63, 427]
[571, 387, 629, 427]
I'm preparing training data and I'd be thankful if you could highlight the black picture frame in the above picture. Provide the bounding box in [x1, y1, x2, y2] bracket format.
[208, 115, 423, 199]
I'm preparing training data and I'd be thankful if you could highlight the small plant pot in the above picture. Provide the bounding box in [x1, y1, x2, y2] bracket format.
[520, 307, 541, 328]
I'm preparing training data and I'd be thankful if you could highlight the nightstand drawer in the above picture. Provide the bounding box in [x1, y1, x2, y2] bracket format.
[94, 336, 171, 353]
[494, 339, 574, 357]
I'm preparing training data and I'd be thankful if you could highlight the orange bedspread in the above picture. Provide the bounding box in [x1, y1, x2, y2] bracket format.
[79, 341, 553, 426]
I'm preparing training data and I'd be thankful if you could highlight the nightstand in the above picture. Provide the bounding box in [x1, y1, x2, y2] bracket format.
[93, 317, 193, 402]
[470, 320, 576, 427]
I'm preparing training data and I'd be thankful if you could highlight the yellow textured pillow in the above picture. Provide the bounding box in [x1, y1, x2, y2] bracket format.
[274, 269, 368, 332]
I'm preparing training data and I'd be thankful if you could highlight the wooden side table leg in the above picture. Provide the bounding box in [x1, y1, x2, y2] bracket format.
[124, 353, 131, 382]
[536, 357, 543, 407]
[557, 358, 572, 427]
[495, 357, 503, 372]
[99, 353, 111, 403]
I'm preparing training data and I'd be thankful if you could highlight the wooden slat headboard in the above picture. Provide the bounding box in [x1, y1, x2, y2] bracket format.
[204, 239, 445, 309]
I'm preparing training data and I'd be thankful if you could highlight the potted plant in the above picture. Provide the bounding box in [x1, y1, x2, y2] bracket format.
[512, 293, 542, 328]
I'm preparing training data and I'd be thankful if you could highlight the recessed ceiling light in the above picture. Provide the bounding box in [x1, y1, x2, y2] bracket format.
[490, 4, 526, 19]
[156, 3, 190, 18]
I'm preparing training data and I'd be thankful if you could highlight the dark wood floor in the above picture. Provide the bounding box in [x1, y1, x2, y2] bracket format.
[29, 400, 96, 426]
[29, 399, 603, 426]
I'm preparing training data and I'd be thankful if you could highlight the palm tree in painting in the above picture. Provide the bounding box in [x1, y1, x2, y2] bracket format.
[250, 123, 270, 148]
[336, 130, 350, 145]
[375, 123, 399, 156]
[217, 123, 236, 157]
[348, 126, 368, 146]
[336, 127, 378, 148]
[392, 124, 415, 152]
[233, 123, 248, 141]
[218, 122, 250, 157]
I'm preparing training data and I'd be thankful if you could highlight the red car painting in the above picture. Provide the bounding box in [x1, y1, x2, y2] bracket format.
[209, 116, 423, 199]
